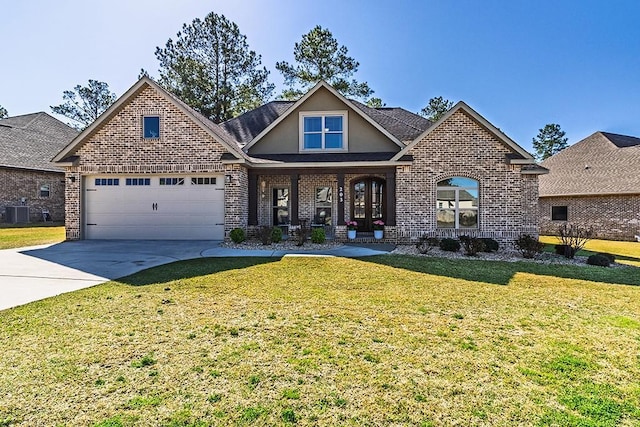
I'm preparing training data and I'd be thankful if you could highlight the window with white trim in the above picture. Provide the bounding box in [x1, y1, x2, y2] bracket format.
[299, 111, 347, 151]
[436, 177, 479, 229]
[191, 177, 216, 185]
[39, 183, 50, 198]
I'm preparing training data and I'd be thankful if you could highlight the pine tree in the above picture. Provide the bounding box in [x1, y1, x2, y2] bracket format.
[532, 123, 568, 161]
[155, 12, 274, 123]
[50, 80, 117, 129]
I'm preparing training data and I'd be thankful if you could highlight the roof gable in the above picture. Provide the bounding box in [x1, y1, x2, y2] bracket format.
[391, 101, 535, 162]
[53, 77, 244, 163]
[242, 81, 405, 152]
[0, 112, 78, 171]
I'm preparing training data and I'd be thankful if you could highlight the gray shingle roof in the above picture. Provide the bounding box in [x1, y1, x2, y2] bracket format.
[0, 112, 78, 172]
[220, 101, 294, 146]
[219, 99, 433, 147]
[349, 101, 433, 143]
[539, 131, 640, 196]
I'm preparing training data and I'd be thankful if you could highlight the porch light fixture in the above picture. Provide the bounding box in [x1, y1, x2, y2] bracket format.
[68, 176, 76, 183]
[225, 174, 232, 183]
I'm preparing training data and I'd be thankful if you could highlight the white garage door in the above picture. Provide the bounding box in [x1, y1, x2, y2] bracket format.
[84, 175, 225, 240]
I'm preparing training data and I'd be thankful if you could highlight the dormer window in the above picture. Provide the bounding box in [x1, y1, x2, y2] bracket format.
[299, 111, 347, 151]
[143, 116, 160, 139]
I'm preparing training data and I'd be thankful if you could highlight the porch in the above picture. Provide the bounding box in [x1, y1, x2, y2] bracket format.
[247, 167, 397, 242]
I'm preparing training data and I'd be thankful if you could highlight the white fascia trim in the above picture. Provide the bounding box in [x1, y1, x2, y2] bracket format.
[508, 158, 537, 165]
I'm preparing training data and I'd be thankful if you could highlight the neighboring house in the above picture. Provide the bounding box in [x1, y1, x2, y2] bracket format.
[0, 112, 78, 222]
[539, 131, 640, 241]
[53, 77, 545, 242]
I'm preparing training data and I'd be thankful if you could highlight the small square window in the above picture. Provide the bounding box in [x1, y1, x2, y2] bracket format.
[143, 116, 160, 139]
[551, 206, 568, 221]
[40, 184, 50, 198]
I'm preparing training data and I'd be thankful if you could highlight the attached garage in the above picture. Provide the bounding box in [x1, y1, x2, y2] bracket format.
[84, 175, 225, 240]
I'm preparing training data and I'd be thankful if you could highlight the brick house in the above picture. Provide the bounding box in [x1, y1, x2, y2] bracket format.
[53, 77, 545, 242]
[0, 112, 78, 222]
[539, 132, 640, 241]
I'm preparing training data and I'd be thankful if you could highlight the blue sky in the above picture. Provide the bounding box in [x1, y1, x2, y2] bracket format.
[1, 0, 639, 153]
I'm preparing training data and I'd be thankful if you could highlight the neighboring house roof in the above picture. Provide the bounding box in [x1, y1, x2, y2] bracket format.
[0, 112, 78, 172]
[539, 131, 640, 197]
[53, 77, 246, 164]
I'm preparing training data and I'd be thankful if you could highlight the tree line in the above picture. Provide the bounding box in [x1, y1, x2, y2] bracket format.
[1, 11, 568, 161]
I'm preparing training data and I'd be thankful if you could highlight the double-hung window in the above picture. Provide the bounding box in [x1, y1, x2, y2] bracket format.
[300, 111, 347, 151]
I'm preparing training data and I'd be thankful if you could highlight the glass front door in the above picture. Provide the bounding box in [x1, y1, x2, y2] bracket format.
[351, 178, 384, 231]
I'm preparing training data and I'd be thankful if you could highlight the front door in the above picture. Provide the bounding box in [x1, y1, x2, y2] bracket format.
[351, 178, 384, 231]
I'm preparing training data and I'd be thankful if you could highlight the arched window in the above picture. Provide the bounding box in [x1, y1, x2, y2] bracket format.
[436, 177, 478, 229]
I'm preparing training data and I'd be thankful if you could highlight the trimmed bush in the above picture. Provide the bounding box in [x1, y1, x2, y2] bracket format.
[229, 228, 245, 244]
[479, 238, 499, 252]
[259, 226, 272, 245]
[440, 238, 461, 252]
[311, 228, 326, 244]
[596, 252, 615, 263]
[459, 235, 485, 256]
[270, 226, 283, 243]
[515, 234, 544, 259]
[587, 254, 611, 267]
[416, 236, 440, 254]
[555, 244, 576, 258]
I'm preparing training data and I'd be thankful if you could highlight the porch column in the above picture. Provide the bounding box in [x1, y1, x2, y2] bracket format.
[337, 173, 345, 225]
[248, 171, 258, 225]
[290, 173, 299, 225]
[385, 170, 396, 226]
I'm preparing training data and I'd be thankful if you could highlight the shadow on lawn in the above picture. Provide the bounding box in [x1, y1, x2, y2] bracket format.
[361, 255, 640, 287]
[117, 257, 279, 286]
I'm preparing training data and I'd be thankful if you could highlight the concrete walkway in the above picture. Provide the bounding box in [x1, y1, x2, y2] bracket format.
[0, 240, 393, 311]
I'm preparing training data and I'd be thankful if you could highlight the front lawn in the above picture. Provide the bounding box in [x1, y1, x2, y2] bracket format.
[0, 223, 65, 249]
[0, 256, 639, 426]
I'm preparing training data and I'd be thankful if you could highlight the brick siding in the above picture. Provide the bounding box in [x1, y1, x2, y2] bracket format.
[63, 85, 234, 240]
[0, 167, 65, 223]
[539, 194, 640, 241]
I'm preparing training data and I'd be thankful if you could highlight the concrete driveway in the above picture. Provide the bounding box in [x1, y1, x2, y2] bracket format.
[0, 240, 392, 311]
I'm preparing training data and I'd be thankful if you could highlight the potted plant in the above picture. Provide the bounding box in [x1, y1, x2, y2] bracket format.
[346, 220, 358, 239]
[373, 220, 385, 239]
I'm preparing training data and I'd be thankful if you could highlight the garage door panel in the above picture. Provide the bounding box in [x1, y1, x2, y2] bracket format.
[85, 175, 225, 240]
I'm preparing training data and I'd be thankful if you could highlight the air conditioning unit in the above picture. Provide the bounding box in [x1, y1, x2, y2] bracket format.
[5, 206, 30, 224]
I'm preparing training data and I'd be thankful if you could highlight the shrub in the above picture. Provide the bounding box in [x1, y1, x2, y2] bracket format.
[293, 223, 310, 247]
[596, 252, 615, 263]
[416, 236, 440, 254]
[270, 226, 283, 243]
[514, 234, 544, 258]
[459, 235, 485, 256]
[440, 238, 461, 252]
[229, 228, 245, 244]
[259, 226, 272, 245]
[587, 254, 611, 267]
[558, 223, 594, 259]
[479, 238, 499, 252]
[311, 228, 326, 244]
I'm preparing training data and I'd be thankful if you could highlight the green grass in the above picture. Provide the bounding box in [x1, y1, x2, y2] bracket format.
[0, 224, 65, 249]
[540, 236, 640, 267]
[0, 255, 639, 426]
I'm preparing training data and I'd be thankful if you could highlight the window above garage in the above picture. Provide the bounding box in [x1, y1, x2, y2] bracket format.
[143, 116, 160, 139]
